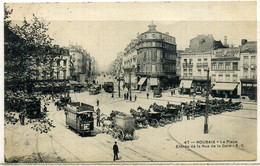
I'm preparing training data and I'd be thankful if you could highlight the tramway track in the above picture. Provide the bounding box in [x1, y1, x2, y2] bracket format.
[218, 113, 257, 120]
[123, 141, 170, 161]
[167, 124, 209, 161]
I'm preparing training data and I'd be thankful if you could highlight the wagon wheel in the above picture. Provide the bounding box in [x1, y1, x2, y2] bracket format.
[134, 121, 140, 129]
[168, 116, 173, 123]
[150, 119, 159, 128]
[112, 130, 118, 139]
[164, 118, 170, 124]
[101, 125, 106, 133]
[178, 115, 183, 122]
[142, 120, 149, 128]
[130, 131, 135, 140]
[239, 103, 243, 109]
[159, 118, 165, 127]
[172, 116, 177, 123]
[208, 109, 213, 116]
[227, 107, 233, 112]
[117, 129, 125, 141]
[212, 108, 218, 115]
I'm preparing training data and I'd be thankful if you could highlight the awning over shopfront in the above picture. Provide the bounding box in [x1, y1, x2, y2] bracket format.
[212, 83, 238, 91]
[69, 80, 80, 85]
[137, 77, 147, 85]
[150, 78, 158, 86]
[179, 80, 192, 89]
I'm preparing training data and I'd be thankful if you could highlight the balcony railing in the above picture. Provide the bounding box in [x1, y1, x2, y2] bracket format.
[136, 71, 176, 76]
[243, 64, 249, 68]
[183, 63, 193, 68]
[197, 63, 208, 68]
[180, 76, 208, 80]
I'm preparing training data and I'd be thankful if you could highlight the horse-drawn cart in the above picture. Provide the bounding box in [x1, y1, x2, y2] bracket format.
[101, 111, 135, 141]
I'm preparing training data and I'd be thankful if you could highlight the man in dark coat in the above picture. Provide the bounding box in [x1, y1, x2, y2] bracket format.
[96, 99, 99, 106]
[19, 112, 25, 125]
[113, 142, 119, 161]
[146, 92, 149, 99]
[97, 114, 101, 127]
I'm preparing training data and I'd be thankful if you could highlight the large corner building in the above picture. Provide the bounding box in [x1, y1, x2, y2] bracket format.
[122, 22, 178, 91]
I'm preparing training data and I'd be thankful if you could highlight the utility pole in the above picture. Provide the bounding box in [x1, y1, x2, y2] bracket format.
[118, 60, 121, 97]
[204, 68, 209, 134]
[192, 93, 196, 120]
[129, 69, 132, 101]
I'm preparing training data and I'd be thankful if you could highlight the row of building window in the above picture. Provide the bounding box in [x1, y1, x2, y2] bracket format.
[243, 55, 256, 64]
[183, 68, 208, 76]
[183, 58, 208, 64]
[124, 58, 136, 66]
[212, 62, 238, 70]
[212, 74, 238, 82]
[142, 51, 175, 61]
[141, 64, 161, 72]
[141, 34, 174, 43]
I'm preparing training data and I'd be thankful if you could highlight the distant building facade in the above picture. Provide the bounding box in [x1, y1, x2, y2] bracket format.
[179, 34, 226, 94]
[211, 47, 241, 98]
[123, 39, 138, 89]
[68, 44, 91, 82]
[240, 40, 257, 99]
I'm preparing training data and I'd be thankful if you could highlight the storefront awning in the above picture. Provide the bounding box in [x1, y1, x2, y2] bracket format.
[212, 83, 238, 91]
[179, 80, 192, 89]
[150, 78, 158, 86]
[69, 80, 79, 85]
[138, 77, 147, 85]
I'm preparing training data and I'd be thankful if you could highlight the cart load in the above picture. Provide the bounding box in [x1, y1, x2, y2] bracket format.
[101, 111, 135, 141]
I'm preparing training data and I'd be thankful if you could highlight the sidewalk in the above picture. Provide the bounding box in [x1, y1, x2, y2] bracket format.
[168, 110, 257, 161]
[134, 90, 257, 105]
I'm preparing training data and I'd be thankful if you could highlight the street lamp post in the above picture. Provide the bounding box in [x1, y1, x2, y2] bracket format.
[129, 69, 132, 101]
[204, 68, 210, 134]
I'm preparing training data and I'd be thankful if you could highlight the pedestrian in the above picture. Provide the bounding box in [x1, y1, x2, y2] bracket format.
[134, 95, 137, 101]
[124, 93, 126, 100]
[146, 92, 149, 99]
[113, 142, 119, 161]
[186, 110, 190, 120]
[97, 114, 101, 127]
[19, 112, 25, 125]
[228, 98, 232, 104]
[171, 91, 174, 96]
[97, 99, 99, 106]
[43, 105, 48, 112]
[96, 108, 101, 116]
[130, 95, 132, 101]
[112, 92, 114, 98]
[126, 92, 129, 100]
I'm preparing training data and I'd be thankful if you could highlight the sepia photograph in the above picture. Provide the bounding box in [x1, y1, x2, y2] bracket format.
[2, 1, 258, 164]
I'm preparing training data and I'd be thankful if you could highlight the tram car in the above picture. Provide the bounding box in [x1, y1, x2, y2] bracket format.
[103, 81, 114, 93]
[65, 102, 94, 136]
[89, 84, 101, 95]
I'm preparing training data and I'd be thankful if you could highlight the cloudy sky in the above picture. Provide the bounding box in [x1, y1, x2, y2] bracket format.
[6, 2, 257, 71]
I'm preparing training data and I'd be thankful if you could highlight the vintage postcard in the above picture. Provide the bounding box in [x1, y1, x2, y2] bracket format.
[3, 1, 257, 163]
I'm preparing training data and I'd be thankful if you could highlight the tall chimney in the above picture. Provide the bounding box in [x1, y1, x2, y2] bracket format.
[224, 36, 227, 46]
[241, 39, 247, 45]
